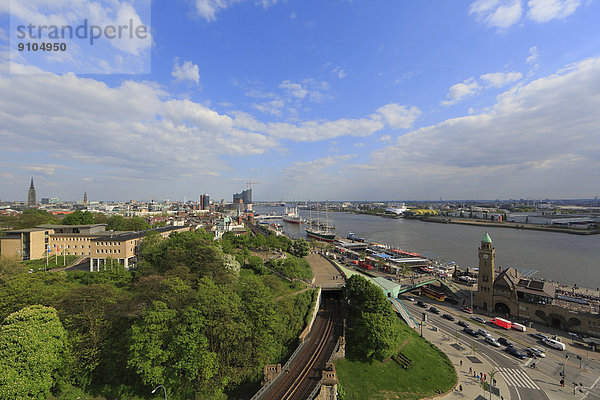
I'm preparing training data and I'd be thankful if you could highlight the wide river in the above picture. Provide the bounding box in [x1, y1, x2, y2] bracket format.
[254, 206, 600, 289]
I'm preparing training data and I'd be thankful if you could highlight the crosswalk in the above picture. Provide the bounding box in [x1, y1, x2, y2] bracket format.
[497, 367, 541, 390]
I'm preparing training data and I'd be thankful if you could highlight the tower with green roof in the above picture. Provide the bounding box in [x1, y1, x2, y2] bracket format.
[474, 231, 495, 313]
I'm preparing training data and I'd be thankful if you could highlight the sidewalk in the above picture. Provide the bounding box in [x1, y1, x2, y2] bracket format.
[418, 322, 510, 400]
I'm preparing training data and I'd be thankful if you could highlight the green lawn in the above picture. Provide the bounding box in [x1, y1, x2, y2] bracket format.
[24, 255, 80, 271]
[335, 323, 456, 400]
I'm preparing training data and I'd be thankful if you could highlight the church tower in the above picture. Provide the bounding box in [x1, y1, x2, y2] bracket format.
[83, 191, 88, 206]
[474, 232, 495, 313]
[27, 177, 37, 207]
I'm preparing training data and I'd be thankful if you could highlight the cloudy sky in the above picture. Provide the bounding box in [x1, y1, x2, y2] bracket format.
[1, 0, 599, 202]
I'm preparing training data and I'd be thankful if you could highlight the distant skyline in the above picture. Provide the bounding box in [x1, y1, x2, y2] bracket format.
[1, 1, 600, 201]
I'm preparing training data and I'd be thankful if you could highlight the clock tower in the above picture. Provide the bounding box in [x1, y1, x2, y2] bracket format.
[475, 232, 495, 313]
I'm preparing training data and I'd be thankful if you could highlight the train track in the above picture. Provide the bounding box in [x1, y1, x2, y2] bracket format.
[260, 298, 341, 400]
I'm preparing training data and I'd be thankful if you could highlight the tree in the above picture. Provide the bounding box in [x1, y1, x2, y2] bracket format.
[61, 210, 96, 225]
[0, 305, 68, 400]
[290, 239, 310, 257]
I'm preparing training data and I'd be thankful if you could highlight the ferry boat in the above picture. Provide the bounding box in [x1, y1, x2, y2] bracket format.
[347, 231, 365, 242]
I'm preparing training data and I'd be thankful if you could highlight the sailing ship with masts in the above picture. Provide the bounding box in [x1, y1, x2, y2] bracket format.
[305, 201, 335, 242]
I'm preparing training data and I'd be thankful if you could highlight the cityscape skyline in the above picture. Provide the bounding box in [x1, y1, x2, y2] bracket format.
[1, 1, 600, 201]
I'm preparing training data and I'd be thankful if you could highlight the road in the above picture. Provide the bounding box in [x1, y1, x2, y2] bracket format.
[402, 296, 600, 400]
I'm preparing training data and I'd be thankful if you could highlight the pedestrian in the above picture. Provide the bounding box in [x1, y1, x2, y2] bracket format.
[460, 360, 462, 366]
[459, 384, 462, 392]
[493, 378, 496, 386]
[469, 367, 472, 374]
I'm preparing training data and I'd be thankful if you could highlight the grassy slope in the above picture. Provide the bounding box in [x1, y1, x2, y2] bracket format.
[335, 322, 456, 400]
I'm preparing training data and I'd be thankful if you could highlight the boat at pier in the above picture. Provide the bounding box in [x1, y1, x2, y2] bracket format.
[283, 205, 301, 224]
[347, 231, 365, 242]
[306, 202, 335, 242]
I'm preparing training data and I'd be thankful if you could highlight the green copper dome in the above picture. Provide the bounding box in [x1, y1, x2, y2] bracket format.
[481, 232, 492, 244]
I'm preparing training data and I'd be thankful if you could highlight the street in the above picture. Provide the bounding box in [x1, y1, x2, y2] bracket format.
[401, 296, 600, 400]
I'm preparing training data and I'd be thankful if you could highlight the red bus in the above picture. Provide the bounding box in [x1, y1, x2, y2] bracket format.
[490, 317, 512, 330]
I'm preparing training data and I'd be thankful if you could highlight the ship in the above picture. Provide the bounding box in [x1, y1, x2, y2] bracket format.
[347, 231, 365, 242]
[305, 202, 335, 242]
[282, 206, 301, 224]
[305, 227, 335, 242]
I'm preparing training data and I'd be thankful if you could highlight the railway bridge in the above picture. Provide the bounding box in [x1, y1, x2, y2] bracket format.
[253, 254, 345, 400]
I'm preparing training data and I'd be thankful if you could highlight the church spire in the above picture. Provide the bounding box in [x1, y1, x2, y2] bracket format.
[28, 177, 37, 206]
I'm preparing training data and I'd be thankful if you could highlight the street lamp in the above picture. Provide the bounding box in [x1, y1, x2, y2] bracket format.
[151, 385, 167, 400]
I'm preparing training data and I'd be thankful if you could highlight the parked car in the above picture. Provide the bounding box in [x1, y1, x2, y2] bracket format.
[442, 314, 455, 321]
[529, 332, 549, 341]
[461, 306, 473, 314]
[458, 320, 470, 328]
[463, 327, 478, 337]
[506, 347, 526, 359]
[477, 328, 490, 337]
[525, 347, 546, 358]
[471, 316, 486, 324]
[417, 300, 428, 308]
[429, 306, 441, 314]
[485, 336, 501, 347]
[498, 337, 513, 347]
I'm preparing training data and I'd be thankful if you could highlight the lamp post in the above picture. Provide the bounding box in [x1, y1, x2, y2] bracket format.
[151, 385, 167, 400]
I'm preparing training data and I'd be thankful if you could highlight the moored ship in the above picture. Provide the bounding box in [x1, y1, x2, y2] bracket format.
[305, 201, 335, 242]
[282, 206, 301, 224]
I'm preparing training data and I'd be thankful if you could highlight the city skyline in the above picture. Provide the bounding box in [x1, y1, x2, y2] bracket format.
[1, 1, 600, 201]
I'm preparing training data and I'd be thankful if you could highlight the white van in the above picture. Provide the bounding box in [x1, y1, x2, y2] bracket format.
[542, 337, 566, 351]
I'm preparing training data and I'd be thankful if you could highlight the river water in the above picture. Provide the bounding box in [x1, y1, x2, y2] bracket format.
[255, 206, 600, 289]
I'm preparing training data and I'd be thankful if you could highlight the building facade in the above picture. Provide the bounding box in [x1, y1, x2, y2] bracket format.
[473, 233, 600, 337]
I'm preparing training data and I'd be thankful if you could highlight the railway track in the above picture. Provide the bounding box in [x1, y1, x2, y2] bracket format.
[260, 298, 341, 400]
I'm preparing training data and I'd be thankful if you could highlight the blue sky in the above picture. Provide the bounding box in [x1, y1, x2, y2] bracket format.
[1, 0, 600, 202]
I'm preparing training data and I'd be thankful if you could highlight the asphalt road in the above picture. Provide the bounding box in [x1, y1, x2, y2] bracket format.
[402, 297, 600, 400]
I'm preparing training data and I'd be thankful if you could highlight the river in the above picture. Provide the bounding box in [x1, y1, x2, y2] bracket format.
[254, 206, 600, 289]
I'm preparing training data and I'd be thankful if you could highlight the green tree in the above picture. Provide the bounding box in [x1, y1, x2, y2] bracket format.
[61, 210, 96, 225]
[0, 305, 68, 400]
[290, 239, 310, 257]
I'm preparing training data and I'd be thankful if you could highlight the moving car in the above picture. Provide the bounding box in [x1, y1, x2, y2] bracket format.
[429, 306, 440, 314]
[405, 296, 415, 302]
[458, 320, 470, 328]
[417, 300, 428, 308]
[461, 306, 473, 314]
[442, 314, 455, 321]
[498, 337, 513, 347]
[471, 316, 485, 324]
[485, 336, 501, 347]
[506, 347, 526, 359]
[477, 328, 490, 337]
[525, 347, 546, 358]
[463, 327, 478, 337]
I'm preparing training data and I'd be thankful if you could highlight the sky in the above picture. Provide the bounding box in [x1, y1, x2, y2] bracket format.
[1, 0, 599, 202]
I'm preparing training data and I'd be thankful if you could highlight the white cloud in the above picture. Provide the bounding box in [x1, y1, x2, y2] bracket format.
[442, 78, 481, 105]
[527, 0, 580, 22]
[194, 0, 281, 21]
[480, 71, 523, 87]
[526, 46, 539, 64]
[375, 104, 421, 129]
[279, 80, 309, 99]
[353, 57, 600, 199]
[332, 66, 347, 79]
[172, 59, 201, 85]
[469, 0, 523, 29]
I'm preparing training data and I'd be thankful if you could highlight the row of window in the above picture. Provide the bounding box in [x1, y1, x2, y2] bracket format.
[96, 249, 121, 254]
